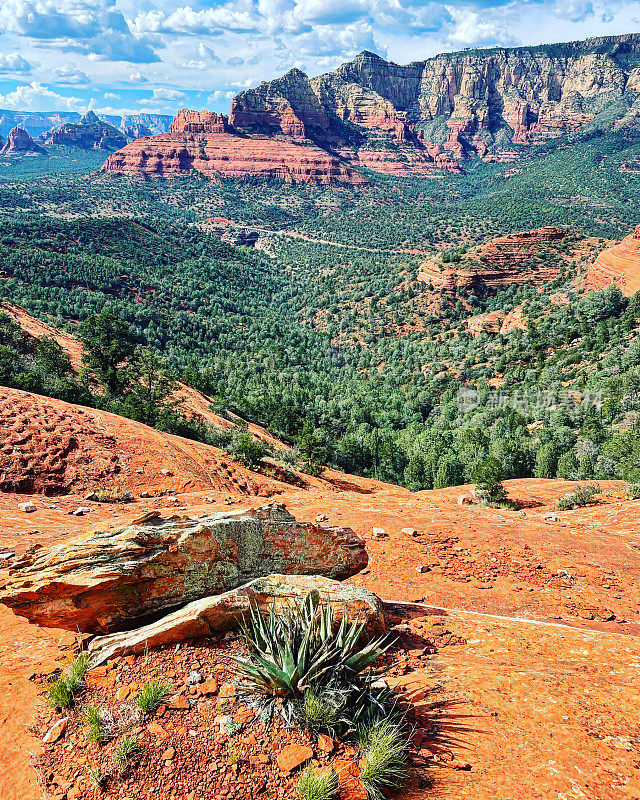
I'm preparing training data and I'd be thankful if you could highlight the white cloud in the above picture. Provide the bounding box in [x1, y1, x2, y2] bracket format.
[0, 81, 84, 111]
[151, 87, 185, 100]
[206, 89, 235, 103]
[131, 4, 258, 35]
[0, 52, 32, 72]
[54, 64, 90, 85]
[445, 6, 511, 46]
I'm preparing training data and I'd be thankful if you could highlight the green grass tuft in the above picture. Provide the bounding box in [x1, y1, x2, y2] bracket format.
[297, 765, 338, 800]
[85, 705, 108, 744]
[114, 735, 139, 773]
[135, 679, 171, 713]
[46, 652, 89, 709]
[358, 719, 411, 800]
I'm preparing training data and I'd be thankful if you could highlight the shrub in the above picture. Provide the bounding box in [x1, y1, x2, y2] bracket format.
[626, 482, 640, 500]
[472, 456, 510, 507]
[114, 735, 139, 773]
[557, 483, 601, 510]
[297, 765, 338, 800]
[135, 679, 171, 713]
[46, 652, 89, 709]
[358, 719, 411, 800]
[85, 705, 108, 744]
[233, 592, 391, 729]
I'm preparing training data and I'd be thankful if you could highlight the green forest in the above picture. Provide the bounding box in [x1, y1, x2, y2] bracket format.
[1, 123, 639, 488]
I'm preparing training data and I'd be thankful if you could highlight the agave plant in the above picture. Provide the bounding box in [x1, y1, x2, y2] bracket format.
[233, 591, 393, 727]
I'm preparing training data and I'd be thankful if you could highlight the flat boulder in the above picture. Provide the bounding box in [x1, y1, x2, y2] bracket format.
[0, 503, 367, 633]
[87, 574, 386, 667]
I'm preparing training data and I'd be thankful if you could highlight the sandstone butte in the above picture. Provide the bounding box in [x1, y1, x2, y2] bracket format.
[587, 223, 640, 296]
[41, 110, 127, 151]
[0, 502, 367, 632]
[0, 379, 639, 800]
[0, 126, 46, 156]
[102, 108, 366, 185]
[102, 33, 640, 184]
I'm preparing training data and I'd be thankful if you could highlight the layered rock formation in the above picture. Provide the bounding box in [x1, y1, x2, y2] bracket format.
[102, 110, 364, 185]
[229, 34, 640, 173]
[0, 503, 368, 632]
[87, 574, 385, 666]
[41, 111, 127, 151]
[418, 227, 576, 293]
[587, 224, 640, 296]
[0, 126, 46, 156]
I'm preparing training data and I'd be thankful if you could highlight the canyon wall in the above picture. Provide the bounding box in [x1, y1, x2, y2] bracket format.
[103, 34, 640, 184]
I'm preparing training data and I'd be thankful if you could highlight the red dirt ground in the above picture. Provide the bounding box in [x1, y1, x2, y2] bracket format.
[0, 391, 639, 799]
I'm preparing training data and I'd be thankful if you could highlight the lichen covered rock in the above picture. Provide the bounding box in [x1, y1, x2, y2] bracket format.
[0, 504, 368, 632]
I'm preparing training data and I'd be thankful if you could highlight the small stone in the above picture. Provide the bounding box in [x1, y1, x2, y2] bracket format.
[162, 747, 175, 760]
[0, 552, 15, 561]
[166, 497, 179, 504]
[415, 565, 431, 573]
[168, 694, 190, 710]
[457, 494, 473, 506]
[317, 733, 334, 753]
[371, 527, 387, 539]
[401, 528, 418, 536]
[370, 678, 389, 690]
[43, 717, 69, 743]
[72, 507, 91, 516]
[18, 502, 37, 513]
[160, 468, 173, 476]
[187, 671, 203, 685]
[277, 743, 313, 774]
[199, 678, 218, 696]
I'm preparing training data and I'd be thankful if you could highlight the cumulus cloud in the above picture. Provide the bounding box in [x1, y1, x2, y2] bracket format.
[0, 52, 32, 72]
[445, 6, 512, 46]
[227, 56, 245, 66]
[0, 0, 159, 63]
[54, 64, 90, 85]
[206, 89, 235, 103]
[131, 4, 257, 35]
[150, 87, 185, 100]
[0, 81, 84, 110]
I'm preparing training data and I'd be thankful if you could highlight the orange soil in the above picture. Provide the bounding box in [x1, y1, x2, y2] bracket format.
[1, 376, 639, 799]
[587, 224, 640, 296]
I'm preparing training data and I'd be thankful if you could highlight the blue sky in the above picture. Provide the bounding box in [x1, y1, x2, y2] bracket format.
[0, 0, 638, 117]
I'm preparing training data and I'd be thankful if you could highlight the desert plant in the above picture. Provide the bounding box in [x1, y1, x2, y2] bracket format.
[358, 718, 411, 800]
[297, 765, 338, 800]
[85, 705, 108, 744]
[135, 679, 170, 713]
[233, 592, 392, 726]
[46, 652, 89, 709]
[557, 483, 601, 510]
[87, 765, 108, 790]
[114, 735, 139, 773]
[626, 482, 640, 500]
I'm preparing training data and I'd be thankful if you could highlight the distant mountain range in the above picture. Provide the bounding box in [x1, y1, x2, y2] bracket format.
[0, 111, 173, 139]
[102, 32, 640, 184]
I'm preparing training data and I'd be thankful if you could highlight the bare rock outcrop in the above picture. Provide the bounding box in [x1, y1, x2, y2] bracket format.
[87, 574, 385, 666]
[587, 223, 640, 296]
[0, 126, 45, 156]
[41, 111, 127, 151]
[0, 504, 368, 632]
[102, 124, 365, 185]
[418, 227, 575, 293]
[228, 34, 640, 173]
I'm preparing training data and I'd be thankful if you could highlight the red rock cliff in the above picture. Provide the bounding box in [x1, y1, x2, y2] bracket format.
[102, 110, 365, 185]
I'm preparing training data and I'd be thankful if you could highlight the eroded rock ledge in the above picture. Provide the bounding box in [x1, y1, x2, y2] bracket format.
[0, 504, 367, 633]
